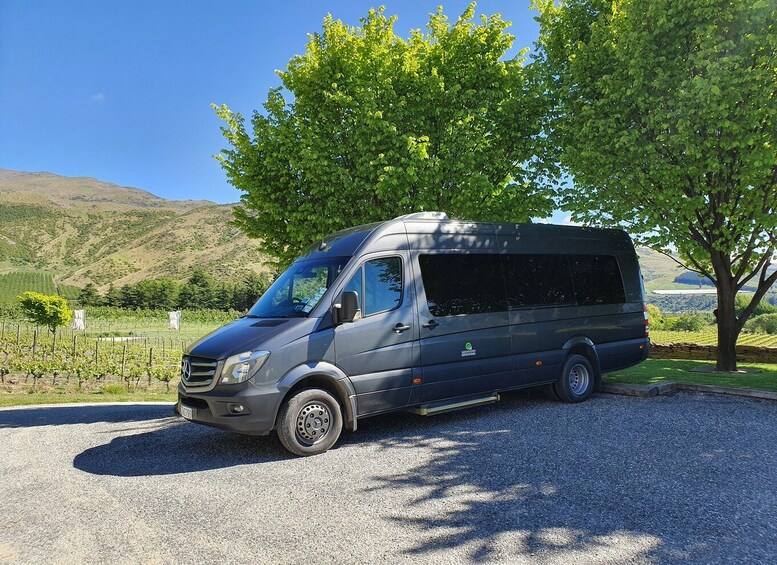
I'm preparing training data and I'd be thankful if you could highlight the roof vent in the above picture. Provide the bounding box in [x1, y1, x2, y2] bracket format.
[395, 211, 449, 221]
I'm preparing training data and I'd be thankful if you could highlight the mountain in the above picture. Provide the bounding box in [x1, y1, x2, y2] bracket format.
[0, 169, 267, 289]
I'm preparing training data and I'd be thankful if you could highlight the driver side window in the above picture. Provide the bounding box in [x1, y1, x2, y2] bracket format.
[343, 256, 402, 319]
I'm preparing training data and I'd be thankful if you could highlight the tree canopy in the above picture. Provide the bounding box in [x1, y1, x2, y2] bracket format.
[215, 4, 552, 265]
[535, 0, 777, 369]
[18, 292, 72, 333]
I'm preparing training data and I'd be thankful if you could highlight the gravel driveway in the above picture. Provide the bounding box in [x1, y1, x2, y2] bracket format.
[0, 392, 775, 564]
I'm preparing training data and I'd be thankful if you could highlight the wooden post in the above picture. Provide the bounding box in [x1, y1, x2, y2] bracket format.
[121, 345, 127, 378]
[148, 347, 153, 384]
[1, 322, 4, 341]
[94, 340, 99, 364]
[52, 329, 57, 354]
[72, 334, 77, 357]
[16, 325, 20, 345]
[32, 329, 38, 357]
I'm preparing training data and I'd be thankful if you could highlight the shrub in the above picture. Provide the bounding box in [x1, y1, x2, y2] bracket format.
[735, 294, 777, 317]
[646, 304, 663, 329]
[664, 312, 708, 332]
[746, 313, 777, 335]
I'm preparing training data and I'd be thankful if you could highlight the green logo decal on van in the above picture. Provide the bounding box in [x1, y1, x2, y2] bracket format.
[462, 342, 476, 357]
[465, 342, 473, 351]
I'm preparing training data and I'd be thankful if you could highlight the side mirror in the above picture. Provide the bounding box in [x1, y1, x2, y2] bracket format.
[337, 291, 361, 324]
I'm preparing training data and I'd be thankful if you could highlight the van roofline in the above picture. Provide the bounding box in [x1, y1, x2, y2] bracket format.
[299, 212, 632, 263]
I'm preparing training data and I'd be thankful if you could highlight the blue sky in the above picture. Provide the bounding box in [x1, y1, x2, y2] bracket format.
[0, 1, 542, 206]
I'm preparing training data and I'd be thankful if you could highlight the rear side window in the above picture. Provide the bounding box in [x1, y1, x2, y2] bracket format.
[504, 254, 574, 308]
[569, 254, 626, 305]
[419, 254, 507, 316]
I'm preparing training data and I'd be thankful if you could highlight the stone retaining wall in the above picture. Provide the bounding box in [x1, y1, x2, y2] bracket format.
[649, 343, 777, 363]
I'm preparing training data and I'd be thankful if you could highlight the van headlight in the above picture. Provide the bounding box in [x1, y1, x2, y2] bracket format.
[220, 351, 270, 385]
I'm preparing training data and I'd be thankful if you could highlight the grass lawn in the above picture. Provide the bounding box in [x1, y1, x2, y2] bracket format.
[0, 384, 177, 407]
[605, 359, 777, 393]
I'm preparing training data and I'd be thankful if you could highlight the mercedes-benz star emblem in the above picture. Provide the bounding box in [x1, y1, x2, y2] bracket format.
[181, 358, 191, 381]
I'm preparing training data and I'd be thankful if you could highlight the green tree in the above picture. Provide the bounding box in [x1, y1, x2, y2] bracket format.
[535, 0, 777, 370]
[178, 269, 215, 309]
[215, 4, 552, 266]
[104, 283, 121, 307]
[232, 272, 273, 311]
[18, 292, 72, 334]
[77, 283, 103, 307]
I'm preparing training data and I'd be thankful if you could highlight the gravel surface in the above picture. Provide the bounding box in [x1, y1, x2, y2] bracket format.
[0, 392, 775, 564]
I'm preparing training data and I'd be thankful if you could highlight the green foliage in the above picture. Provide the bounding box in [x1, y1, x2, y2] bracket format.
[746, 313, 777, 335]
[77, 283, 103, 307]
[82, 306, 239, 324]
[663, 313, 709, 332]
[736, 294, 777, 318]
[215, 4, 552, 265]
[87, 271, 273, 312]
[646, 304, 663, 328]
[535, 0, 777, 368]
[17, 292, 72, 333]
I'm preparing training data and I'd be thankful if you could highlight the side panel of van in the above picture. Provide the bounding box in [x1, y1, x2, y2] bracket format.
[404, 223, 513, 401]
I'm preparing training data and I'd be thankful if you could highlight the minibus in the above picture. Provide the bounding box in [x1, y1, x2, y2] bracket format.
[178, 212, 648, 455]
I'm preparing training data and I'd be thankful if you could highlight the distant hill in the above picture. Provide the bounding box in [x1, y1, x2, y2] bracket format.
[0, 169, 267, 290]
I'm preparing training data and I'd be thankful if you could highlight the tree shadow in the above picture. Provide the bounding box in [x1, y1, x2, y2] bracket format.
[358, 392, 777, 563]
[0, 403, 175, 428]
[73, 417, 291, 476]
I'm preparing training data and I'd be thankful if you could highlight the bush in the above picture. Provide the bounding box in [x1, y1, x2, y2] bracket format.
[736, 294, 777, 317]
[646, 304, 664, 329]
[746, 313, 777, 335]
[664, 312, 708, 332]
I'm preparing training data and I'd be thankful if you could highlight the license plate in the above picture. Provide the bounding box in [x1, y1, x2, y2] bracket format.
[179, 403, 194, 420]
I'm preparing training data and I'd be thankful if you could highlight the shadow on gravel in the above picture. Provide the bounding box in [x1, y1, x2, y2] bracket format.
[74, 417, 290, 476]
[358, 392, 777, 564]
[0, 403, 175, 428]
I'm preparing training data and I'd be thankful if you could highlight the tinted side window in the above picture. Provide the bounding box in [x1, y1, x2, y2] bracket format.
[364, 257, 402, 315]
[504, 254, 574, 308]
[569, 254, 626, 305]
[419, 254, 507, 316]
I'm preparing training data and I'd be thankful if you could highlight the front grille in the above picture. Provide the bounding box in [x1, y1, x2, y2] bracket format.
[181, 355, 219, 387]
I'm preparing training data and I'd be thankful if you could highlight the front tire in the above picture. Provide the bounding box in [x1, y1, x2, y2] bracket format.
[276, 388, 343, 456]
[554, 354, 594, 403]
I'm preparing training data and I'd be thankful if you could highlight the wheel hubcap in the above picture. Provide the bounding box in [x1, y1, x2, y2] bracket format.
[296, 402, 331, 443]
[569, 364, 590, 395]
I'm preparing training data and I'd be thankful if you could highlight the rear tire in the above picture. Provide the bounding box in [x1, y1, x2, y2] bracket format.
[554, 354, 594, 403]
[276, 388, 343, 456]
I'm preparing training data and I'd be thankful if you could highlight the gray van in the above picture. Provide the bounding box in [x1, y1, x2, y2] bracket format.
[178, 212, 649, 455]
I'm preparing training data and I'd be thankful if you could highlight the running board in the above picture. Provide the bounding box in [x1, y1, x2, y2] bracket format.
[408, 394, 500, 416]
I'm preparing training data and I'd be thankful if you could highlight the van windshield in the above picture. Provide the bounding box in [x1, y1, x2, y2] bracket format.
[247, 256, 351, 318]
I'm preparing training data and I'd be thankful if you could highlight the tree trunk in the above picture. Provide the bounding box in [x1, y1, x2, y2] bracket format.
[715, 281, 738, 372]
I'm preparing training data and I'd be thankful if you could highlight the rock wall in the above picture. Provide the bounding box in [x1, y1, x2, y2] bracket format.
[649, 343, 777, 363]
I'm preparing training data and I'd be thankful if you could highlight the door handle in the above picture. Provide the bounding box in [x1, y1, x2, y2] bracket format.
[422, 319, 438, 330]
[393, 323, 411, 334]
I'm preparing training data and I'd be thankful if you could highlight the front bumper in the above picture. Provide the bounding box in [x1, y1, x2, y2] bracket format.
[177, 381, 282, 436]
